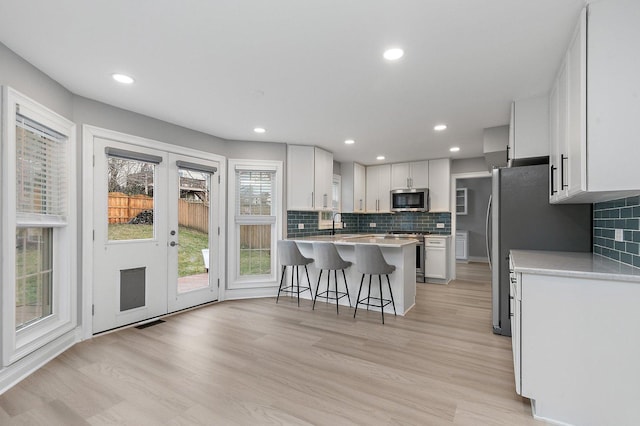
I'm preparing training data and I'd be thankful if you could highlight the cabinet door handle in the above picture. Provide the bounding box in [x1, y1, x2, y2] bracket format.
[506, 144, 511, 162]
[311, 191, 314, 208]
[323, 194, 328, 208]
[561, 155, 568, 189]
[359, 199, 363, 211]
[550, 165, 557, 195]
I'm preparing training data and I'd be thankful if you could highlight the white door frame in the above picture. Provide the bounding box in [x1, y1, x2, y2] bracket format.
[449, 170, 492, 281]
[82, 125, 226, 340]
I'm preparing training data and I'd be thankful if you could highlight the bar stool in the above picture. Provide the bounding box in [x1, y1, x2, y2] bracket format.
[312, 242, 352, 314]
[276, 240, 314, 306]
[353, 244, 397, 324]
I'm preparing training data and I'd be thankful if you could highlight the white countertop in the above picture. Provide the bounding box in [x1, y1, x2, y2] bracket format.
[289, 234, 417, 248]
[510, 250, 640, 283]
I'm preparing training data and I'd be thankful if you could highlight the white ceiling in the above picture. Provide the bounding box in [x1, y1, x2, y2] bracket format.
[0, 0, 585, 165]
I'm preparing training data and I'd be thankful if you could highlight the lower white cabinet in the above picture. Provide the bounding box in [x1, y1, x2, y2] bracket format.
[424, 236, 449, 282]
[510, 250, 640, 426]
[455, 231, 468, 260]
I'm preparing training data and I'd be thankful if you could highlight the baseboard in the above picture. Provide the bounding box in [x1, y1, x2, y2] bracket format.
[0, 328, 80, 395]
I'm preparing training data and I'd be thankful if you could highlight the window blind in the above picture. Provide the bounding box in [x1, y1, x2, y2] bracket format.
[236, 170, 274, 216]
[16, 114, 68, 219]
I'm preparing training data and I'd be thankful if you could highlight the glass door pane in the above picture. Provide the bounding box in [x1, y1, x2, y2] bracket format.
[176, 168, 211, 293]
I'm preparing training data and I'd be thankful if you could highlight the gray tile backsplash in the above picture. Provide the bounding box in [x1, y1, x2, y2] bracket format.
[593, 196, 640, 268]
[287, 211, 451, 238]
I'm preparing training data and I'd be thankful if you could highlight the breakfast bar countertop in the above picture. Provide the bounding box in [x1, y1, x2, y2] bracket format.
[288, 234, 418, 248]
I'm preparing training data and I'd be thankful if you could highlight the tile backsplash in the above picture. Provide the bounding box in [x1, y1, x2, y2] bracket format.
[593, 196, 640, 268]
[287, 211, 451, 238]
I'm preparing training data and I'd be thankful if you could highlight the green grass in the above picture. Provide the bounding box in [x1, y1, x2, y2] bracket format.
[107, 224, 271, 277]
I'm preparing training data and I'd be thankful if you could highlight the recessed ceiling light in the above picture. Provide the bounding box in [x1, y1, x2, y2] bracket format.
[344, 139, 355, 145]
[253, 127, 266, 134]
[383, 48, 404, 61]
[112, 73, 134, 84]
[450, 147, 460, 152]
[376, 155, 385, 160]
[434, 124, 447, 131]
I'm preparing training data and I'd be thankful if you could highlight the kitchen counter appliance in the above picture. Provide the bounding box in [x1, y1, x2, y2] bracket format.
[390, 188, 429, 212]
[386, 230, 430, 282]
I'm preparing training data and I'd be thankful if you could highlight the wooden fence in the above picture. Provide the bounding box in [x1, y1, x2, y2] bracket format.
[108, 193, 154, 224]
[178, 199, 209, 233]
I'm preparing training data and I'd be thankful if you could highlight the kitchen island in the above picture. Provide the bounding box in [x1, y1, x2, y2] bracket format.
[286, 235, 417, 315]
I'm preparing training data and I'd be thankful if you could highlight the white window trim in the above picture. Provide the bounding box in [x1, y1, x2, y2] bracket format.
[227, 159, 283, 289]
[1, 87, 77, 366]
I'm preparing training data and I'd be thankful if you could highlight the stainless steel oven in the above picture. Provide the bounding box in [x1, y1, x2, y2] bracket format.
[387, 231, 426, 282]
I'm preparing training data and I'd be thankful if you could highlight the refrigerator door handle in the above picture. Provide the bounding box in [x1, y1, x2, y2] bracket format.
[486, 194, 492, 270]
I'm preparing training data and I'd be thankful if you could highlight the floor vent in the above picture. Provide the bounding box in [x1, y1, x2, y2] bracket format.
[135, 319, 165, 329]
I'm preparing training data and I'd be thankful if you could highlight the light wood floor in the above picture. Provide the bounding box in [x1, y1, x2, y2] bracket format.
[0, 263, 542, 425]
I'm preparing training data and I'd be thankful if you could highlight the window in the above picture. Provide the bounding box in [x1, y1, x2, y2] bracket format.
[228, 160, 282, 288]
[2, 87, 77, 366]
[318, 174, 343, 230]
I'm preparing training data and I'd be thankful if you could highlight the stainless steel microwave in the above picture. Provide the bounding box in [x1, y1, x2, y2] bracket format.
[391, 188, 429, 212]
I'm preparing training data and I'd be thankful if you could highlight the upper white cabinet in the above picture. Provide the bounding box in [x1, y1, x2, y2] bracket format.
[365, 164, 391, 213]
[390, 161, 429, 189]
[508, 95, 549, 164]
[340, 161, 366, 213]
[287, 145, 333, 210]
[549, 2, 640, 203]
[428, 158, 450, 212]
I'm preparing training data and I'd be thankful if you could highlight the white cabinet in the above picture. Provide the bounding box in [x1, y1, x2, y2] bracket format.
[287, 145, 333, 210]
[390, 161, 429, 189]
[509, 256, 521, 395]
[424, 236, 449, 282]
[549, 3, 640, 203]
[510, 250, 640, 425]
[455, 188, 467, 215]
[365, 164, 391, 213]
[340, 162, 366, 213]
[455, 231, 468, 261]
[427, 158, 450, 212]
[508, 95, 549, 164]
[313, 147, 333, 210]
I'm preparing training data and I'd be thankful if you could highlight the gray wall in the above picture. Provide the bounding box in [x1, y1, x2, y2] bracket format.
[0, 41, 288, 329]
[451, 157, 487, 174]
[456, 177, 491, 259]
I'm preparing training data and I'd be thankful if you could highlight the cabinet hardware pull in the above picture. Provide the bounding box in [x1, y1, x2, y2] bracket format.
[311, 191, 314, 208]
[550, 165, 557, 195]
[506, 144, 511, 162]
[561, 155, 568, 189]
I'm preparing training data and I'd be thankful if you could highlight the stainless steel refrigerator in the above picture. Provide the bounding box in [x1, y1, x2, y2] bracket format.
[488, 163, 592, 336]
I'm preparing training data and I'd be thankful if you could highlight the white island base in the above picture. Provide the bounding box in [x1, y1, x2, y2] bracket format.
[287, 236, 417, 315]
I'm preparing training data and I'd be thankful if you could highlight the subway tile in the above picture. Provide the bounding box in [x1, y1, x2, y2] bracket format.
[627, 196, 640, 207]
[634, 255, 640, 268]
[627, 242, 640, 255]
[625, 230, 633, 241]
[615, 241, 626, 251]
[621, 207, 633, 218]
[634, 231, 640, 243]
[626, 218, 639, 230]
[620, 253, 633, 266]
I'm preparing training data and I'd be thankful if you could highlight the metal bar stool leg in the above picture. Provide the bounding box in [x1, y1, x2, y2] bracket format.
[386, 274, 396, 316]
[379, 275, 384, 324]
[367, 275, 372, 310]
[342, 269, 351, 307]
[354, 274, 365, 318]
[276, 265, 286, 303]
[313, 270, 323, 310]
[304, 265, 313, 298]
[298, 265, 300, 307]
[334, 270, 339, 314]
[326, 270, 330, 304]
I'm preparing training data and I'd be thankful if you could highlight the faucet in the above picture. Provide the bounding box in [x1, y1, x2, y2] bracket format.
[331, 212, 343, 236]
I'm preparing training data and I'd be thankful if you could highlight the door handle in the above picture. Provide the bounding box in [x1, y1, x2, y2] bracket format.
[170, 241, 179, 247]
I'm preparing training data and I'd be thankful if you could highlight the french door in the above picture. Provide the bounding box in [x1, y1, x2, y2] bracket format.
[92, 138, 219, 334]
